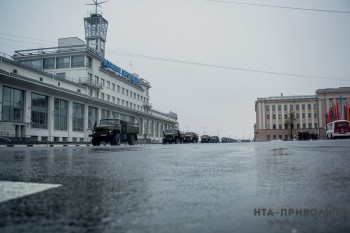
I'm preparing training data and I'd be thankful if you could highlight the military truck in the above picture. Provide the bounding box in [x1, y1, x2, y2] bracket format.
[162, 130, 185, 144]
[184, 132, 199, 143]
[201, 135, 211, 143]
[210, 136, 220, 143]
[90, 118, 139, 146]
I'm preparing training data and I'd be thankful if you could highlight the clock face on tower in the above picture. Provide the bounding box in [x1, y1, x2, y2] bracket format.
[89, 40, 96, 49]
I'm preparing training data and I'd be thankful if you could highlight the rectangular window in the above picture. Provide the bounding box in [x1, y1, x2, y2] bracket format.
[290, 104, 294, 110]
[266, 105, 270, 111]
[296, 105, 299, 110]
[88, 106, 97, 129]
[272, 105, 275, 111]
[87, 56, 92, 69]
[302, 113, 305, 118]
[297, 124, 300, 129]
[100, 92, 105, 100]
[284, 105, 287, 111]
[308, 123, 312, 129]
[54, 98, 68, 130]
[107, 94, 110, 102]
[2, 86, 24, 122]
[121, 87, 124, 94]
[73, 102, 84, 131]
[112, 83, 115, 91]
[112, 96, 115, 103]
[302, 104, 305, 110]
[308, 113, 311, 118]
[284, 114, 287, 119]
[43, 58, 55, 69]
[101, 109, 109, 118]
[307, 104, 311, 110]
[56, 57, 70, 68]
[278, 114, 282, 119]
[272, 114, 276, 119]
[71, 56, 85, 68]
[112, 111, 119, 119]
[278, 105, 281, 111]
[107, 81, 110, 89]
[101, 79, 105, 87]
[117, 86, 120, 92]
[296, 113, 300, 118]
[31, 93, 48, 129]
[303, 123, 306, 129]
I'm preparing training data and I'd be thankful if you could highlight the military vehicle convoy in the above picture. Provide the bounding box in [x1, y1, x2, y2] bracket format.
[90, 118, 139, 146]
[184, 132, 199, 143]
[200, 135, 211, 143]
[210, 136, 220, 143]
[162, 130, 185, 144]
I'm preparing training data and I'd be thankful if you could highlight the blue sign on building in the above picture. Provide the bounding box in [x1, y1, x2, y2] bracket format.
[101, 59, 141, 85]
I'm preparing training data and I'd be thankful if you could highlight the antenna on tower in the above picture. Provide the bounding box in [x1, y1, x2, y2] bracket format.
[85, 0, 108, 15]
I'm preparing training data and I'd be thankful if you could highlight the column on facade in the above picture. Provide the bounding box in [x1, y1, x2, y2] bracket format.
[48, 95, 55, 141]
[24, 90, 32, 138]
[68, 100, 73, 141]
[84, 104, 89, 139]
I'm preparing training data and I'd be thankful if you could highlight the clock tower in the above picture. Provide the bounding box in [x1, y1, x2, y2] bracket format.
[84, 0, 108, 58]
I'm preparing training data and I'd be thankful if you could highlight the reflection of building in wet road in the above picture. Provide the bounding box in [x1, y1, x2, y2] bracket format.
[0, 3, 178, 143]
[0, 140, 350, 233]
[255, 87, 350, 142]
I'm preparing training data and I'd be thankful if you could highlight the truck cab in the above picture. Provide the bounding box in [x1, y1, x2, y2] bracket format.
[162, 130, 184, 144]
[90, 118, 139, 146]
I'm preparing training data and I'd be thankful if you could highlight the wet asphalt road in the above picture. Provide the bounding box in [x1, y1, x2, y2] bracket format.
[0, 140, 350, 233]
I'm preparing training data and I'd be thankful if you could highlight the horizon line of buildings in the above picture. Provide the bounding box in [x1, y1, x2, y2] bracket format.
[254, 87, 350, 142]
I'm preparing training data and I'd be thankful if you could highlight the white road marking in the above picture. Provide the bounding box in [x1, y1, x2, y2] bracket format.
[0, 181, 61, 203]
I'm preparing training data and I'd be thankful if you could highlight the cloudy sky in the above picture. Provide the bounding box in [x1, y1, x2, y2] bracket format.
[1, 0, 349, 139]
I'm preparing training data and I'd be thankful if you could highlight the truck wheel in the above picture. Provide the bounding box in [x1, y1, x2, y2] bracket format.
[111, 134, 121, 145]
[128, 135, 135, 145]
[92, 138, 100, 146]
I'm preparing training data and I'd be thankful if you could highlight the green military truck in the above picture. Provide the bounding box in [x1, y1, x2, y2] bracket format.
[162, 130, 185, 144]
[90, 118, 139, 146]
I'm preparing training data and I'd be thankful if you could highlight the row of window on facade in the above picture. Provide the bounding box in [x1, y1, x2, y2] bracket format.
[266, 103, 317, 112]
[267, 122, 318, 130]
[2, 86, 173, 137]
[91, 90, 146, 112]
[1, 86, 134, 131]
[266, 112, 318, 120]
[21, 56, 92, 70]
[87, 73, 148, 102]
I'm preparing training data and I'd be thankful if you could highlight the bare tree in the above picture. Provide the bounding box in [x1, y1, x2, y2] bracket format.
[284, 111, 296, 140]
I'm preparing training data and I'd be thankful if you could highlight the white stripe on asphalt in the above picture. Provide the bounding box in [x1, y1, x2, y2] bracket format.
[0, 181, 61, 203]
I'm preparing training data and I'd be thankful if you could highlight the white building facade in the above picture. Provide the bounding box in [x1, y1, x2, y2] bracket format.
[0, 12, 178, 143]
[255, 87, 350, 142]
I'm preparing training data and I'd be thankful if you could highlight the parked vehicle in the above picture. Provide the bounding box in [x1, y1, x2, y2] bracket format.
[210, 136, 220, 143]
[326, 120, 350, 139]
[201, 135, 211, 143]
[0, 137, 12, 144]
[162, 130, 185, 144]
[184, 132, 199, 143]
[90, 118, 139, 146]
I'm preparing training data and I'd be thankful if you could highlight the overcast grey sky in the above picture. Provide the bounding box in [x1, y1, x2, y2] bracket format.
[1, 0, 349, 139]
